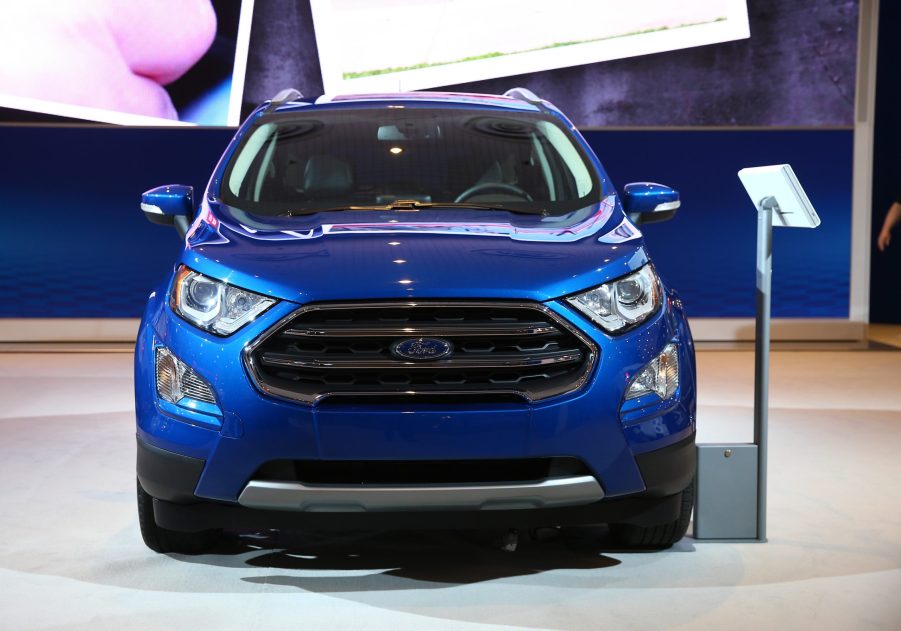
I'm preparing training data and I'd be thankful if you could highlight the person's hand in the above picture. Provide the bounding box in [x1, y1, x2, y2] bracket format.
[878, 228, 892, 252]
[0, 0, 216, 120]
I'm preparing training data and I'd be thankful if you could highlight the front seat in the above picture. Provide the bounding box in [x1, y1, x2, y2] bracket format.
[303, 155, 354, 199]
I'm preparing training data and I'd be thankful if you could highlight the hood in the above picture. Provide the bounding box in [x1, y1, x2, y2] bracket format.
[181, 196, 648, 304]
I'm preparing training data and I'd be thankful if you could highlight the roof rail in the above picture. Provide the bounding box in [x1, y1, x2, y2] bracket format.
[269, 88, 304, 107]
[503, 87, 541, 103]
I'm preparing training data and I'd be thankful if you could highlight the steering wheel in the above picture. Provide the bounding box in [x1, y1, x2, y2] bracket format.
[454, 182, 534, 203]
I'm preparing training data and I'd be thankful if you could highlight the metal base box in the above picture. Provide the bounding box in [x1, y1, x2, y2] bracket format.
[693, 443, 759, 540]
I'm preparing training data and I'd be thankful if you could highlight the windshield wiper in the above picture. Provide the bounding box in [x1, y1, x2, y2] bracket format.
[417, 201, 549, 215]
[281, 204, 399, 216]
[281, 200, 548, 216]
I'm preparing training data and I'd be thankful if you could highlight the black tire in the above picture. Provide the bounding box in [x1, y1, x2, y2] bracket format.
[137, 479, 221, 554]
[610, 480, 694, 549]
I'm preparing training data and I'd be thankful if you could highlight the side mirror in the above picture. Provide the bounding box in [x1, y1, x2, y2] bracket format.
[621, 182, 680, 225]
[141, 185, 194, 237]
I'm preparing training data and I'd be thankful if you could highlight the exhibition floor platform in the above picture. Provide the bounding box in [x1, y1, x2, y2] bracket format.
[0, 349, 899, 630]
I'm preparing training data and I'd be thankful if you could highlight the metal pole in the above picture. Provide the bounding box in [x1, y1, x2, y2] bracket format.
[754, 197, 775, 542]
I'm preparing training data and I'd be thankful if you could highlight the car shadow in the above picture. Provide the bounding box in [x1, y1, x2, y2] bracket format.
[172, 526, 693, 592]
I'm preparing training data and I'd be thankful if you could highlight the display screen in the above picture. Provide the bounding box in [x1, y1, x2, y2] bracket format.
[0, 0, 858, 129]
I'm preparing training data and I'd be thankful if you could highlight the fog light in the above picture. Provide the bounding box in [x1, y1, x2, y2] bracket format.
[625, 343, 679, 401]
[155, 346, 216, 405]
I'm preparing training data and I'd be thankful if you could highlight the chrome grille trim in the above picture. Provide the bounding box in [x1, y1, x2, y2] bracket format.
[258, 349, 584, 370]
[282, 322, 560, 338]
[243, 301, 598, 405]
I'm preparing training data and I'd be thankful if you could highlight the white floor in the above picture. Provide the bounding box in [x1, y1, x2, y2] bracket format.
[0, 350, 899, 630]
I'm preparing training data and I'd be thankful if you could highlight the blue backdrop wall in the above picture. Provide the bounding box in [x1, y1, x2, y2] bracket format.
[0, 126, 851, 319]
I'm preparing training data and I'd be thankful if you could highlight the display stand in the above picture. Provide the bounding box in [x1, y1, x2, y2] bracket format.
[694, 165, 820, 542]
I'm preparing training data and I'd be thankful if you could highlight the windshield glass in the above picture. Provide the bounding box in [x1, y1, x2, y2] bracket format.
[221, 107, 600, 216]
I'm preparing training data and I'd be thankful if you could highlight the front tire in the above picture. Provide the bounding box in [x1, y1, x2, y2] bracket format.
[137, 479, 221, 554]
[610, 480, 694, 549]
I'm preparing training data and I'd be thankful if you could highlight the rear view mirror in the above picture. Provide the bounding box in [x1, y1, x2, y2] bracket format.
[621, 182, 680, 225]
[141, 185, 194, 237]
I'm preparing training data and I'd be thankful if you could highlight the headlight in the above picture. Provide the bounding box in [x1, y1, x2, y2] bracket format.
[625, 343, 679, 401]
[566, 265, 661, 333]
[170, 266, 275, 335]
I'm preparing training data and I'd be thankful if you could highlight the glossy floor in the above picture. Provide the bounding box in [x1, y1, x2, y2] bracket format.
[0, 349, 899, 630]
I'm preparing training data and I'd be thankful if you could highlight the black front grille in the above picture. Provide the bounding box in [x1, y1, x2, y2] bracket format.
[254, 457, 591, 485]
[246, 301, 596, 404]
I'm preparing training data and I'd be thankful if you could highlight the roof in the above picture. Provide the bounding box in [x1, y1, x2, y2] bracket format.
[270, 91, 544, 115]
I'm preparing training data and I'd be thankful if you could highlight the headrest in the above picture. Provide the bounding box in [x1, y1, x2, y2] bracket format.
[304, 155, 353, 198]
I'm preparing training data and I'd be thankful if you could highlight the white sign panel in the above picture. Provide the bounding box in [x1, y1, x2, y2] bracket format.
[738, 164, 821, 229]
[311, 0, 751, 94]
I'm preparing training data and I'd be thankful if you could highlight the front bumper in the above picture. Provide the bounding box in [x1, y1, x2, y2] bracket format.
[135, 285, 696, 514]
[139, 433, 696, 531]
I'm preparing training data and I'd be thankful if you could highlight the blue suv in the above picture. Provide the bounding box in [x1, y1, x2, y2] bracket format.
[136, 88, 696, 554]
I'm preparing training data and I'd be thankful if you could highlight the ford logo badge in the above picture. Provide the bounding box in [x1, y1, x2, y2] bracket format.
[391, 337, 453, 361]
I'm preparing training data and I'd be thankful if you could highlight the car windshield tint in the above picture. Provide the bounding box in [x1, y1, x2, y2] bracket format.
[222, 107, 599, 216]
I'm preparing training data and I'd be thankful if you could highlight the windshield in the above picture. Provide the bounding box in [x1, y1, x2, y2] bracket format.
[221, 106, 600, 216]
